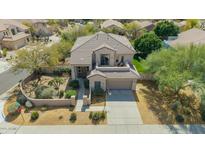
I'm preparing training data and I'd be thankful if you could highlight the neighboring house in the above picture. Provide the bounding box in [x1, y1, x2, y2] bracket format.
[30, 19, 52, 36]
[167, 28, 205, 48]
[70, 31, 140, 91]
[0, 19, 31, 50]
[133, 20, 155, 31]
[0, 25, 7, 49]
[174, 20, 186, 31]
[101, 19, 124, 30]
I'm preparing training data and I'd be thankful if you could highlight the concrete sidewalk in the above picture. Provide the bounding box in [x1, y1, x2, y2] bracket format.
[1, 122, 205, 134]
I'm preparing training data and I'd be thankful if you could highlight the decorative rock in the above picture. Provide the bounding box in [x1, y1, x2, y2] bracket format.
[25, 100, 33, 108]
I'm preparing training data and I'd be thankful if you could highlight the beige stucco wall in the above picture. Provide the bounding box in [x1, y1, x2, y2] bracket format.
[131, 79, 137, 90]
[2, 37, 28, 50]
[88, 75, 106, 90]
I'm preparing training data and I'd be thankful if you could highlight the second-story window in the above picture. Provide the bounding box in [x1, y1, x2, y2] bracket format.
[11, 29, 16, 35]
[101, 54, 109, 66]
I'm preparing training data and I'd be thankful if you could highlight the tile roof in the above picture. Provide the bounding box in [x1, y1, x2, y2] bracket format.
[87, 68, 140, 79]
[101, 19, 124, 29]
[0, 19, 29, 30]
[70, 31, 135, 65]
[0, 24, 7, 32]
[167, 28, 205, 47]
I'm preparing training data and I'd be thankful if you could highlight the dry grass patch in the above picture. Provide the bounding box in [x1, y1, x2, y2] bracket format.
[91, 95, 106, 107]
[4, 95, 107, 125]
[135, 80, 205, 124]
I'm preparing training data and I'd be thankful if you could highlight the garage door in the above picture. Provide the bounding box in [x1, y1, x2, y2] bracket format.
[107, 79, 133, 89]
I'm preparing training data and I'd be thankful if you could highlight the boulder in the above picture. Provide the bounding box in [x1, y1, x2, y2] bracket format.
[25, 100, 33, 108]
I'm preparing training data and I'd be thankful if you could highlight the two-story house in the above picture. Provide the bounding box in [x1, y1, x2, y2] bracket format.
[30, 19, 52, 36]
[70, 31, 140, 91]
[0, 19, 31, 50]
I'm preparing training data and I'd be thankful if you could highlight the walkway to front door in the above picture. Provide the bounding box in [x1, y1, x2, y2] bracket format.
[75, 79, 84, 111]
[75, 78, 107, 112]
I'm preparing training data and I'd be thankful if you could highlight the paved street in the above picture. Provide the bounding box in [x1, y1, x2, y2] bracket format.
[107, 90, 142, 125]
[0, 69, 29, 95]
[1, 121, 205, 134]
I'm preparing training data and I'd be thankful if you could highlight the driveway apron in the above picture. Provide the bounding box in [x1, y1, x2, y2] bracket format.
[106, 90, 143, 125]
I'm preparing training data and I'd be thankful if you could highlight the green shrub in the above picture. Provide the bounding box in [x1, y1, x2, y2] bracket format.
[2, 48, 7, 57]
[69, 112, 77, 123]
[91, 111, 107, 123]
[89, 112, 93, 119]
[35, 85, 48, 98]
[69, 80, 79, 89]
[171, 101, 180, 111]
[53, 67, 71, 76]
[175, 114, 184, 123]
[24, 108, 29, 113]
[65, 90, 77, 99]
[84, 79, 89, 89]
[92, 112, 101, 122]
[35, 87, 55, 99]
[93, 88, 105, 97]
[16, 94, 27, 105]
[40, 88, 55, 99]
[183, 107, 191, 115]
[31, 112, 39, 121]
[7, 102, 21, 115]
[101, 111, 106, 120]
[59, 90, 64, 98]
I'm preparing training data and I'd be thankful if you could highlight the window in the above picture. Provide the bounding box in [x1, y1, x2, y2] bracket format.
[94, 81, 101, 89]
[77, 67, 81, 73]
[120, 56, 124, 63]
[11, 29, 16, 35]
[100, 54, 109, 65]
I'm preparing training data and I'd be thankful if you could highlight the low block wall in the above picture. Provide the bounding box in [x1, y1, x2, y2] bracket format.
[20, 74, 76, 107]
[27, 98, 74, 107]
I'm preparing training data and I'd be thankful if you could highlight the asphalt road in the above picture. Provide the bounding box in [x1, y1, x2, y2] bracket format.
[0, 69, 29, 95]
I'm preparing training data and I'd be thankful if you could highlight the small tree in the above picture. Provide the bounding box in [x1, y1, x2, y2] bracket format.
[2, 48, 7, 57]
[184, 19, 200, 31]
[154, 20, 179, 40]
[50, 41, 72, 62]
[124, 21, 142, 40]
[11, 43, 60, 79]
[48, 77, 64, 92]
[134, 32, 162, 58]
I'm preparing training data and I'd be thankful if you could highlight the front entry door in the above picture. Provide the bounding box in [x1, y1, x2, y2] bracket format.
[77, 66, 89, 78]
[94, 81, 101, 89]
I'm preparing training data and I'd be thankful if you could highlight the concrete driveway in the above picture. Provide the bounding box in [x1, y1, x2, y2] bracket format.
[106, 90, 143, 125]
